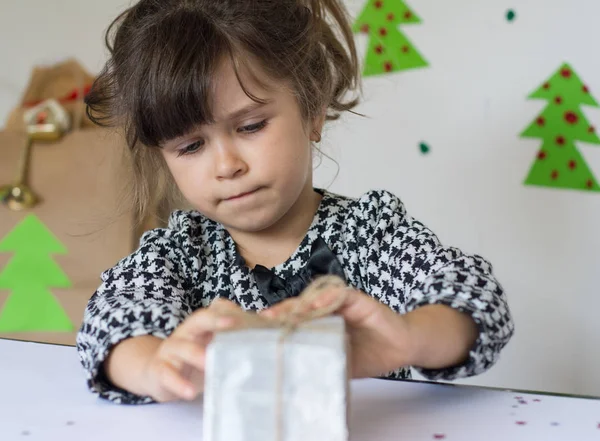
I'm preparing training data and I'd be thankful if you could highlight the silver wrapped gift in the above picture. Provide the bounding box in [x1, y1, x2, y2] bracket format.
[203, 314, 350, 441]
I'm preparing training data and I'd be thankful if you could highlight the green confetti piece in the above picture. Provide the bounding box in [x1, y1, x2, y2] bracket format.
[419, 142, 430, 154]
[506, 9, 516, 22]
[520, 63, 600, 192]
[352, 0, 428, 77]
[0, 214, 74, 332]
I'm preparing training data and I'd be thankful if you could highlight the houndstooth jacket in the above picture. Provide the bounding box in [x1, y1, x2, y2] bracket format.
[76, 189, 514, 404]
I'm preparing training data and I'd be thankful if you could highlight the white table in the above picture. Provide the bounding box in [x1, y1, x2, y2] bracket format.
[1, 338, 599, 441]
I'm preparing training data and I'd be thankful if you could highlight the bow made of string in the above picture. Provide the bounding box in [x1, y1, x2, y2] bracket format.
[209, 275, 350, 441]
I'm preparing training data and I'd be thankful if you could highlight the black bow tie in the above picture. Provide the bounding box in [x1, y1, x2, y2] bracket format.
[250, 238, 346, 306]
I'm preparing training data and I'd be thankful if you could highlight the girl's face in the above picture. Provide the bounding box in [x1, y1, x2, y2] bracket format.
[161, 59, 322, 235]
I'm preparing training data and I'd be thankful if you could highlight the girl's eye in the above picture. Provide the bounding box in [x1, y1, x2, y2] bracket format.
[177, 140, 204, 157]
[239, 119, 268, 134]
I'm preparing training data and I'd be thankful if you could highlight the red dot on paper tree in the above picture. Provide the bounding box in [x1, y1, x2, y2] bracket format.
[360, 24, 370, 33]
[587, 180, 594, 189]
[384, 62, 393, 72]
[564, 111, 578, 124]
[589, 126, 596, 133]
[583, 85, 590, 93]
[561, 68, 572, 78]
[568, 160, 577, 170]
[537, 151, 547, 160]
[536, 117, 545, 126]
[555, 96, 563, 104]
[387, 13, 395, 21]
[551, 170, 559, 180]
[556, 135, 565, 145]
[402, 45, 410, 53]
[375, 0, 383, 8]
[543, 82, 551, 90]
[375, 45, 384, 54]
[379, 27, 388, 36]
[404, 11, 412, 19]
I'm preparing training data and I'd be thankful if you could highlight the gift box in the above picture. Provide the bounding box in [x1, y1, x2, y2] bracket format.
[204, 277, 350, 441]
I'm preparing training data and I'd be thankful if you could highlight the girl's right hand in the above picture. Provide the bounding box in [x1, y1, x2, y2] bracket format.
[140, 299, 241, 402]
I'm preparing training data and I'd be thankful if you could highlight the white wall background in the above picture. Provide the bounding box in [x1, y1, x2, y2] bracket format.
[1, 0, 599, 396]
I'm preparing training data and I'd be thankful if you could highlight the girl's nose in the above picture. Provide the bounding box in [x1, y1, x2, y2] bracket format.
[214, 141, 248, 180]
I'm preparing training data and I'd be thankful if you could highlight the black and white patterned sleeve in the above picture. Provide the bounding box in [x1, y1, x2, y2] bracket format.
[76, 226, 194, 405]
[357, 190, 514, 381]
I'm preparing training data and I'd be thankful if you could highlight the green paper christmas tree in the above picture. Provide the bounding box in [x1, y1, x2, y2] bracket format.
[521, 63, 600, 192]
[0, 214, 74, 332]
[352, 0, 428, 77]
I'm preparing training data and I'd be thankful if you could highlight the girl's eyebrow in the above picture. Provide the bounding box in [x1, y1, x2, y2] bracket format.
[224, 100, 272, 121]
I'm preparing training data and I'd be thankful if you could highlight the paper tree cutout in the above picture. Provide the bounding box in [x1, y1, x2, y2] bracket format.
[0, 214, 74, 332]
[520, 63, 600, 192]
[352, 0, 428, 77]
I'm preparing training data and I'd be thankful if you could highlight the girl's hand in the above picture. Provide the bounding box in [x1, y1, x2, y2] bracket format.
[260, 286, 414, 378]
[140, 299, 242, 402]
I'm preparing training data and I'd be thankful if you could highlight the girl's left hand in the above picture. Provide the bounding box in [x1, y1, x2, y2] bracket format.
[260, 286, 414, 378]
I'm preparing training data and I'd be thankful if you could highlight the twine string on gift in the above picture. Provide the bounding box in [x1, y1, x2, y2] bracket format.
[274, 276, 349, 441]
[209, 275, 350, 441]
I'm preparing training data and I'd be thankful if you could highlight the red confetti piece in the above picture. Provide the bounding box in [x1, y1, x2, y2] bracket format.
[516, 421, 527, 426]
[433, 435, 446, 440]
[564, 111, 578, 124]
[533, 399, 541, 402]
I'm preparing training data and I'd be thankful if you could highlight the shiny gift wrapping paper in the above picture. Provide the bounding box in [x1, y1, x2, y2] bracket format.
[203, 315, 349, 441]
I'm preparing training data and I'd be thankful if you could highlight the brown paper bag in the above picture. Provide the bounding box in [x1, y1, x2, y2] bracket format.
[4, 58, 96, 132]
[0, 128, 138, 345]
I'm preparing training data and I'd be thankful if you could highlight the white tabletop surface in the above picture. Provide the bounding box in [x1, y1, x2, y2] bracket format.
[1, 338, 599, 441]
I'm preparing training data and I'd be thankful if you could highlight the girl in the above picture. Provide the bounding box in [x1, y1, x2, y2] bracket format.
[77, 0, 514, 405]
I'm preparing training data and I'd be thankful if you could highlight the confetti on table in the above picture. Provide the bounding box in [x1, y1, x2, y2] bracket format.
[419, 142, 431, 154]
[506, 9, 516, 22]
[551, 422, 560, 426]
[516, 421, 527, 426]
[533, 399, 541, 402]
[433, 434, 446, 440]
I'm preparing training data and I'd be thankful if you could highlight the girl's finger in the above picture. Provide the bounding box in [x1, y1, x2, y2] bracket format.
[260, 299, 299, 318]
[210, 297, 242, 312]
[154, 360, 197, 402]
[161, 338, 207, 372]
[175, 308, 238, 339]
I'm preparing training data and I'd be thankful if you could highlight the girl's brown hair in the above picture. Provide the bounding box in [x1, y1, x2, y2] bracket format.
[86, 0, 361, 225]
